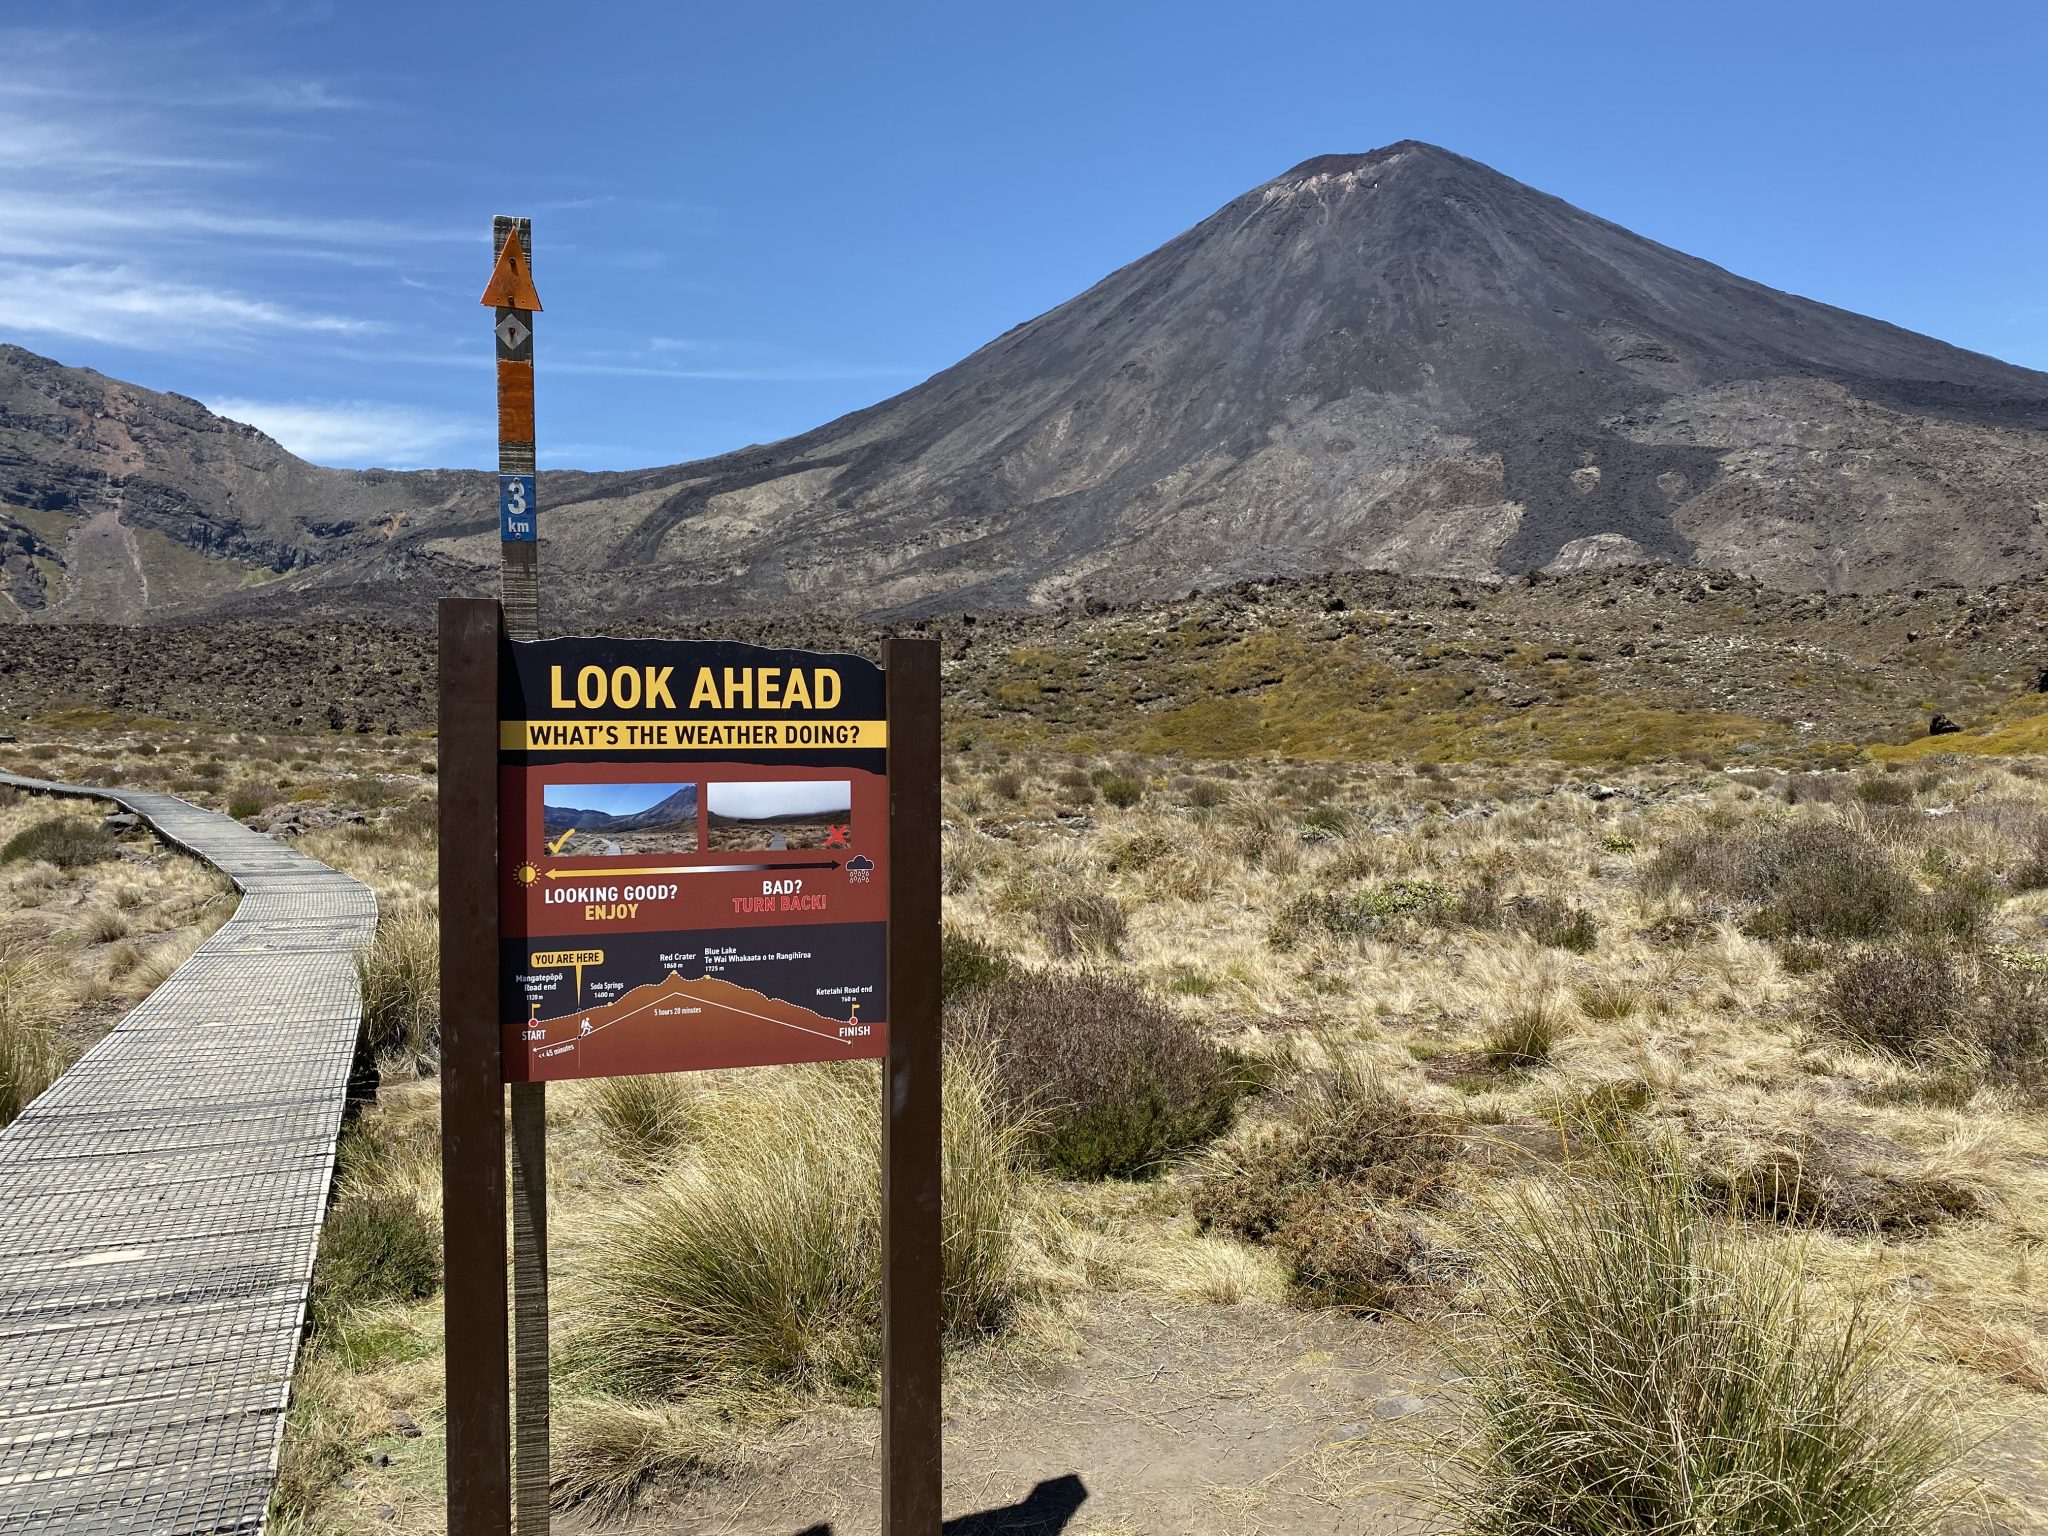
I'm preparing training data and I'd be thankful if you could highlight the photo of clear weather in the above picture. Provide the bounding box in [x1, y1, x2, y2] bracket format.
[705, 780, 852, 851]
[542, 782, 698, 856]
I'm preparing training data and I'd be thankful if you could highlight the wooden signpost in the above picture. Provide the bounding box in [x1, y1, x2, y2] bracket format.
[441, 218, 943, 1536]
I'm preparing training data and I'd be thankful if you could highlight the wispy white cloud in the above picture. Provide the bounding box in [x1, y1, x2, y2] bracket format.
[207, 397, 475, 467]
[550, 358, 921, 382]
[0, 186, 466, 260]
[0, 28, 452, 354]
[0, 262, 382, 349]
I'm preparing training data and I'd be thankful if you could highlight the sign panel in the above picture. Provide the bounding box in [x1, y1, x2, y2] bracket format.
[498, 636, 888, 1081]
[499, 475, 537, 542]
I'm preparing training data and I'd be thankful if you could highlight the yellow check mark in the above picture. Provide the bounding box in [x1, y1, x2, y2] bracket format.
[546, 827, 577, 855]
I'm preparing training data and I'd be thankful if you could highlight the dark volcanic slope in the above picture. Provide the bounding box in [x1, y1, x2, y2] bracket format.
[8, 142, 2048, 625]
[557, 141, 2048, 615]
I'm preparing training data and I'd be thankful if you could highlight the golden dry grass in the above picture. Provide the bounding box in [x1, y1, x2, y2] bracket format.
[14, 721, 2046, 1530]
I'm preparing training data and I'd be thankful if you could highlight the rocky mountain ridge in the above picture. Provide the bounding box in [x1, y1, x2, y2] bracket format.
[6, 141, 2048, 624]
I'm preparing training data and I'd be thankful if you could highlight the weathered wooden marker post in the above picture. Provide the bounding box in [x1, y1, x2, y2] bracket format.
[441, 220, 943, 1536]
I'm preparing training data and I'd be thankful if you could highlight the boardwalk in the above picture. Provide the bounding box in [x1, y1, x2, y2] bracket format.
[0, 773, 376, 1534]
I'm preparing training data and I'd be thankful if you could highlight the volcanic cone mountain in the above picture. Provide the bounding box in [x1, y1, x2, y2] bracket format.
[7, 140, 2048, 623]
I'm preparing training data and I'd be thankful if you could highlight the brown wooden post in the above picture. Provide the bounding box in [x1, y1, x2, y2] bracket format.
[440, 596, 511, 1536]
[882, 635, 943, 1536]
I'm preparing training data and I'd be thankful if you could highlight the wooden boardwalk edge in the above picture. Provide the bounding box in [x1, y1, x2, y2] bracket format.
[0, 770, 378, 1535]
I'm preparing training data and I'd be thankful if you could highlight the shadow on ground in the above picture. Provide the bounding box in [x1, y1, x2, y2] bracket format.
[793, 1474, 1087, 1535]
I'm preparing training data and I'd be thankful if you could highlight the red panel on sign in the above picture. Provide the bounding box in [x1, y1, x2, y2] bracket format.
[498, 638, 888, 1082]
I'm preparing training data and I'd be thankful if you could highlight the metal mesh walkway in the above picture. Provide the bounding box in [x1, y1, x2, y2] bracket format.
[0, 772, 377, 1534]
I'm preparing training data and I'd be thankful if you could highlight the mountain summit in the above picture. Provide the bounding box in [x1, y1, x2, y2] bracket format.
[7, 141, 2048, 623]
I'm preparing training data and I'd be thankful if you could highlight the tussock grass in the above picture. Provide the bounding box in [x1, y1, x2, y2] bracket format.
[1433, 1133, 1964, 1535]
[309, 1191, 441, 1332]
[1035, 887, 1128, 959]
[1482, 997, 1570, 1071]
[128, 933, 200, 994]
[356, 908, 438, 1069]
[587, 1073, 696, 1163]
[566, 1048, 1028, 1399]
[0, 943, 65, 1125]
[551, 1394, 755, 1516]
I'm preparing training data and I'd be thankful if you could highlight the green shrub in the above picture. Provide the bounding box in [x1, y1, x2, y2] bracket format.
[939, 928, 1017, 1002]
[1434, 1133, 1962, 1535]
[589, 1074, 696, 1163]
[1267, 879, 1454, 949]
[356, 909, 439, 1069]
[1281, 1200, 1435, 1311]
[958, 969, 1246, 1179]
[311, 1192, 441, 1330]
[1096, 774, 1144, 809]
[569, 1053, 1025, 1395]
[1194, 1068, 1458, 1311]
[0, 815, 114, 869]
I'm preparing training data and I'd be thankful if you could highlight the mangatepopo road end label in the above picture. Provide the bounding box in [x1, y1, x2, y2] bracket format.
[498, 636, 888, 1081]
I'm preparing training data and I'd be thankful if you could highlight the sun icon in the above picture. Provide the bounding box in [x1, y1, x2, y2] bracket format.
[514, 861, 540, 888]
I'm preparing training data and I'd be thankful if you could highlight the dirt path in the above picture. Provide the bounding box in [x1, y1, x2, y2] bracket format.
[577, 1300, 1446, 1536]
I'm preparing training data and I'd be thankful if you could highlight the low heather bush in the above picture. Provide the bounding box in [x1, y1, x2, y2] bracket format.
[1821, 950, 2047, 1096]
[0, 816, 115, 870]
[1195, 1067, 1458, 1310]
[1819, 948, 1970, 1061]
[1646, 819, 1919, 941]
[956, 969, 1246, 1179]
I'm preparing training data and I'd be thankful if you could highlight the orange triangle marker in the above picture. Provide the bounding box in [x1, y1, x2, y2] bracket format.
[479, 235, 543, 310]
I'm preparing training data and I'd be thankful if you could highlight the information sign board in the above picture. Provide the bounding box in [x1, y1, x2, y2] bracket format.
[497, 635, 888, 1080]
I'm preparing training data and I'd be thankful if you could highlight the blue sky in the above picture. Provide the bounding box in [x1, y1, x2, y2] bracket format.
[6, 1, 2044, 471]
[544, 782, 689, 819]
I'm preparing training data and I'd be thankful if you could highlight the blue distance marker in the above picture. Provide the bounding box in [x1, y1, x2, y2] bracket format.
[500, 474, 537, 542]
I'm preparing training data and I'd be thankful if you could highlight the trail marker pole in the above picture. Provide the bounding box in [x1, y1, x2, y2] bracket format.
[484, 213, 550, 1534]
[882, 635, 943, 1535]
[439, 598, 510, 1536]
[447, 217, 944, 1536]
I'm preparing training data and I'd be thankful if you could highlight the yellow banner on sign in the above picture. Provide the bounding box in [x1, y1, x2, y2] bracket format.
[530, 949, 604, 968]
[501, 718, 888, 751]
